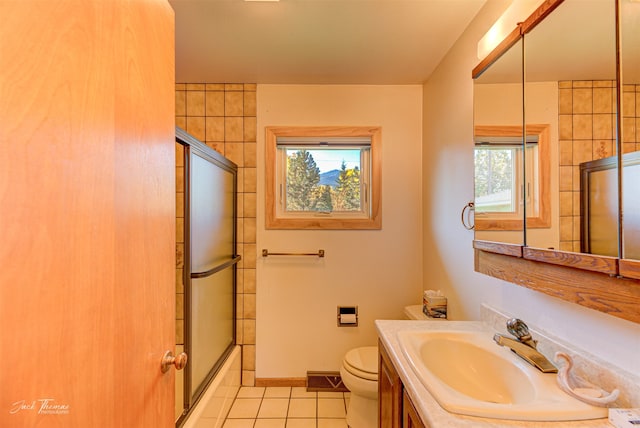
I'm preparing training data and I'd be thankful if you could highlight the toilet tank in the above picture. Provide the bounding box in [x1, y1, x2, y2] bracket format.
[403, 305, 429, 320]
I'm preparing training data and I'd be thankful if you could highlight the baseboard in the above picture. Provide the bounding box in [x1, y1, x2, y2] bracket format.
[255, 377, 307, 387]
[255, 373, 350, 393]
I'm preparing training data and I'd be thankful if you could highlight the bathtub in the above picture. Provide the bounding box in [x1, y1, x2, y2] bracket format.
[180, 345, 242, 428]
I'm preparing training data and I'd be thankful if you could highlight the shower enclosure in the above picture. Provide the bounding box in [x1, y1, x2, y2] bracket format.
[176, 128, 240, 425]
[580, 151, 640, 258]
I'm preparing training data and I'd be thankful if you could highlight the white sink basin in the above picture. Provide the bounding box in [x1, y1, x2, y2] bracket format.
[397, 329, 608, 421]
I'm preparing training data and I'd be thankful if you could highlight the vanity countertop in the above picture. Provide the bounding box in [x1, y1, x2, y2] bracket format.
[375, 319, 612, 428]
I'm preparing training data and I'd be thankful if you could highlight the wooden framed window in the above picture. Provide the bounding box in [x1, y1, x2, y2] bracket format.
[265, 126, 382, 229]
[474, 124, 550, 231]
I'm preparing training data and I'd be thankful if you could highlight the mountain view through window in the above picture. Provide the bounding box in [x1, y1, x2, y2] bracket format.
[285, 148, 361, 213]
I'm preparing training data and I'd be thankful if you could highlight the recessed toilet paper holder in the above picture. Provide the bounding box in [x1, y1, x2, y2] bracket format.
[337, 306, 358, 327]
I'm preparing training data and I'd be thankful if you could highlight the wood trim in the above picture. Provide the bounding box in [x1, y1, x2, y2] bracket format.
[475, 250, 640, 324]
[523, 247, 618, 275]
[265, 126, 382, 230]
[620, 259, 640, 280]
[473, 0, 564, 79]
[379, 339, 402, 428]
[255, 378, 307, 388]
[474, 124, 551, 231]
[472, 26, 522, 79]
[473, 240, 523, 257]
[473, 1, 565, 80]
[403, 389, 427, 428]
[521, 0, 566, 34]
[528, 124, 551, 229]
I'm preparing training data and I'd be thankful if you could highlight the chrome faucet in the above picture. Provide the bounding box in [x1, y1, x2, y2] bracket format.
[493, 318, 558, 373]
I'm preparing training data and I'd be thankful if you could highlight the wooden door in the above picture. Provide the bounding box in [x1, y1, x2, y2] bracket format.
[0, 1, 176, 427]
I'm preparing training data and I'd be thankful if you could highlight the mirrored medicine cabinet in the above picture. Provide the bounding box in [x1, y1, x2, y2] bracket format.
[472, 0, 640, 324]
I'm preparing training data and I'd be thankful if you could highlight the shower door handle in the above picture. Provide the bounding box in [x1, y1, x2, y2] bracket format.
[161, 350, 188, 373]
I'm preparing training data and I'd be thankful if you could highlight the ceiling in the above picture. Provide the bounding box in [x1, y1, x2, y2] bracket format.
[476, 0, 640, 84]
[170, 0, 487, 85]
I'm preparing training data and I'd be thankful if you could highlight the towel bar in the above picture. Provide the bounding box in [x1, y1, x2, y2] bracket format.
[261, 249, 325, 258]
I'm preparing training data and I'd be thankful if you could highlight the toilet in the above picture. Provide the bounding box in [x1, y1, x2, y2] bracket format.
[340, 306, 431, 427]
[340, 346, 379, 428]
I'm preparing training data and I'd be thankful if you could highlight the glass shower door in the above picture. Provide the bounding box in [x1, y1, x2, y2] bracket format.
[190, 270, 235, 397]
[188, 149, 238, 402]
[176, 128, 239, 423]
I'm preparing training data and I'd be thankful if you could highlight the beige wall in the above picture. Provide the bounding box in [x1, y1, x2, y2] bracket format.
[423, 0, 640, 375]
[175, 83, 258, 385]
[526, 81, 560, 249]
[256, 85, 423, 379]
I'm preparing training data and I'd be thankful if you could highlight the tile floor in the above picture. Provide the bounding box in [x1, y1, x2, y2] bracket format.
[221, 386, 349, 428]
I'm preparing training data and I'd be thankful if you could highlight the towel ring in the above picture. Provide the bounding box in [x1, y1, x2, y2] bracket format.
[461, 201, 475, 230]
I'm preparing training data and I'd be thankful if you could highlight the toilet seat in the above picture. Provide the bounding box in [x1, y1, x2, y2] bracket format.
[343, 346, 378, 381]
[341, 346, 380, 427]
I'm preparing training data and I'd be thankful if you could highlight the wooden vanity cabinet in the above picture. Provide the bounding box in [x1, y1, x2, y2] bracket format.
[403, 389, 426, 428]
[379, 339, 402, 427]
[378, 339, 427, 428]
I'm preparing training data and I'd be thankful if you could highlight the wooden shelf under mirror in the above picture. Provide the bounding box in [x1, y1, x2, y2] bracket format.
[473, 240, 522, 258]
[475, 246, 640, 325]
[523, 247, 618, 276]
[473, 240, 618, 275]
[620, 259, 640, 281]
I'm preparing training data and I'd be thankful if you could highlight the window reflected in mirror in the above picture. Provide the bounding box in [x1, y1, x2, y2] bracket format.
[474, 125, 550, 235]
[473, 38, 524, 245]
[474, 144, 519, 215]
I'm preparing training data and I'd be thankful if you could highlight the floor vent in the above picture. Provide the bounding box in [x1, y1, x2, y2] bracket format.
[306, 371, 349, 392]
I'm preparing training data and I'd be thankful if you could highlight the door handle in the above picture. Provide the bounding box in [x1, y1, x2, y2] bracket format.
[161, 350, 188, 373]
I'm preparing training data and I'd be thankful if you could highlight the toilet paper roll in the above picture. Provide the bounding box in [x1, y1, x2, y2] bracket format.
[340, 313, 357, 324]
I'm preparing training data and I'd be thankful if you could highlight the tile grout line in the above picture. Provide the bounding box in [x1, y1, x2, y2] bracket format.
[223, 387, 349, 427]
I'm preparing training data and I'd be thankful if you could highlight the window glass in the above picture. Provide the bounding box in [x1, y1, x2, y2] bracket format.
[265, 126, 381, 229]
[474, 146, 517, 214]
[474, 136, 539, 221]
[279, 145, 369, 216]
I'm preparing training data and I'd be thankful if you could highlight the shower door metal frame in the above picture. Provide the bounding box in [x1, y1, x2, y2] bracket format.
[176, 127, 240, 426]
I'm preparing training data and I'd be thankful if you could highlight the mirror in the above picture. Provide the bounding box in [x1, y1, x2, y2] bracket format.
[473, 0, 640, 323]
[523, 0, 618, 256]
[621, 0, 640, 262]
[473, 38, 524, 245]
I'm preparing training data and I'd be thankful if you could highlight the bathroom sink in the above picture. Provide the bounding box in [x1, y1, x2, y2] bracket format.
[397, 329, 608, 421]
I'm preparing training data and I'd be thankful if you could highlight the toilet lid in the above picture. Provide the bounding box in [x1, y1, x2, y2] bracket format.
[343, 346, 378, 381]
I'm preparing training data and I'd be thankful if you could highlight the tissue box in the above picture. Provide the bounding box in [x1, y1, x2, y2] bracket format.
[423, 295, 447, 319]
[609, 408, 640, 428]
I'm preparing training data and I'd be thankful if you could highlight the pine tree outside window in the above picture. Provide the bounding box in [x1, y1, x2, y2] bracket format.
[284, 148, 363, 213]
[265, 126, 382, 230]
